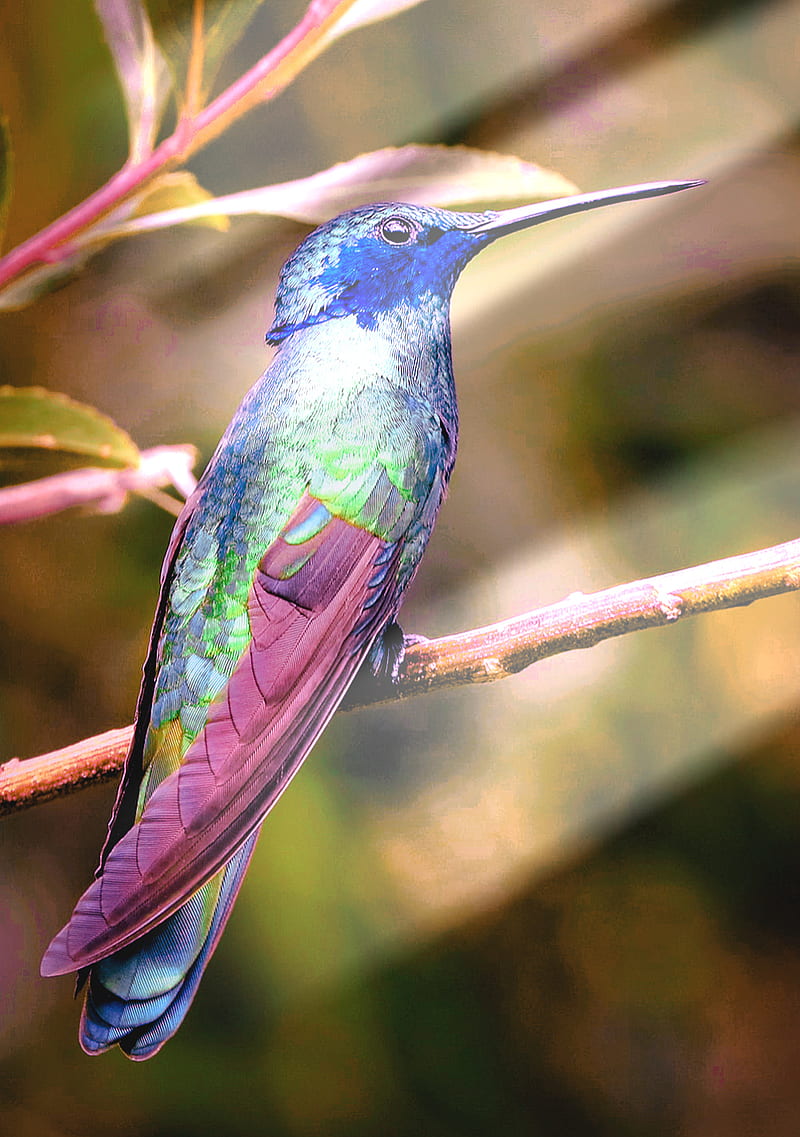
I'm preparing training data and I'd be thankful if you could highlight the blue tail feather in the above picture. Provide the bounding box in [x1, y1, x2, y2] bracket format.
[79, 829, 260, 1058]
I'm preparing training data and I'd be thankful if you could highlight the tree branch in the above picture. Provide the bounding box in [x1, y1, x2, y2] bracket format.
[3, 534, 799, 817]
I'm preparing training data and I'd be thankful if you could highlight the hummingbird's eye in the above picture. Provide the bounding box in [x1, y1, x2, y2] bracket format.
[378, 216, 416, 245]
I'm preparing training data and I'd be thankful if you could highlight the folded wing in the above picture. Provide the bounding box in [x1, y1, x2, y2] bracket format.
[42, 493, 402, 975]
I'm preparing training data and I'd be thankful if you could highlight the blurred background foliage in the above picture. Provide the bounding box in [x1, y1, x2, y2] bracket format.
[3, 0, 800, 1132]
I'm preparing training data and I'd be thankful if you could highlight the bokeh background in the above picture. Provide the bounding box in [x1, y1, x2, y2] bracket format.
[3, 0, 800, 1133]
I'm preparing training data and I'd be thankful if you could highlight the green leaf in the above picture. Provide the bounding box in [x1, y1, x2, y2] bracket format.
[0, 388, 140, 469]
[101, 145, 580, 237]
[94, 0, 172, 162]
[0, 113, 12, 252]
[146, 0, 267, 106]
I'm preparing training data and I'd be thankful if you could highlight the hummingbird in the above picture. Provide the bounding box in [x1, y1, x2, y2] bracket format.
[41, 178, 701, 1058]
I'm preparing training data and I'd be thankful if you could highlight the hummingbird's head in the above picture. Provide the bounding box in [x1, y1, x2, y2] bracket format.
[267, 202, 494, 343]
[267, 182, 703, 344]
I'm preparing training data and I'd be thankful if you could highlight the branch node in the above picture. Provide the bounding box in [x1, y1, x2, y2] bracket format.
[476, 657, 509, 681]
[655, 589, 683, 621]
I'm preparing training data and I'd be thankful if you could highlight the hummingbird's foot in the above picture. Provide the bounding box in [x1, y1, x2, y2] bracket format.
[343, 624, 429, 707]
[367, 621, 409, 683]
[371, 624, 432, 683]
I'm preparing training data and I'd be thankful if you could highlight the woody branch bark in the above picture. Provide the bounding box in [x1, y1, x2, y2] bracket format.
[2, 534, 799, 816]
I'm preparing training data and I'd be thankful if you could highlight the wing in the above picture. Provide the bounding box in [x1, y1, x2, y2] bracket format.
[42, 384, 450, 977]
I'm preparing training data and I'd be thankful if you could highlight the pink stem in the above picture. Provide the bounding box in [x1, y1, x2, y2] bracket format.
[0, 446, 197, 524]
[0, 0, 352, 291]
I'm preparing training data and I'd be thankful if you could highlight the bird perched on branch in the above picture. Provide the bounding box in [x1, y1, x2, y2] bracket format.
[42, 178, 701, 1058]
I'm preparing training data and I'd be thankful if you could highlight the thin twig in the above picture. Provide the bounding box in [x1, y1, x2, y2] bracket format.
[2, 534, 799, 816]
[0, 446, 197, 524]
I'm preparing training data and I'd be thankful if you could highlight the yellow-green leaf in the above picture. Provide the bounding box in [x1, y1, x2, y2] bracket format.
[72, 171, 230, 252]
[0, 388, 140, 469]
[131, 170, 229, 230]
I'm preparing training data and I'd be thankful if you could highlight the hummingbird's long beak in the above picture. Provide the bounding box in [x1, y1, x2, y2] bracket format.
[470, 179, 704, 237]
